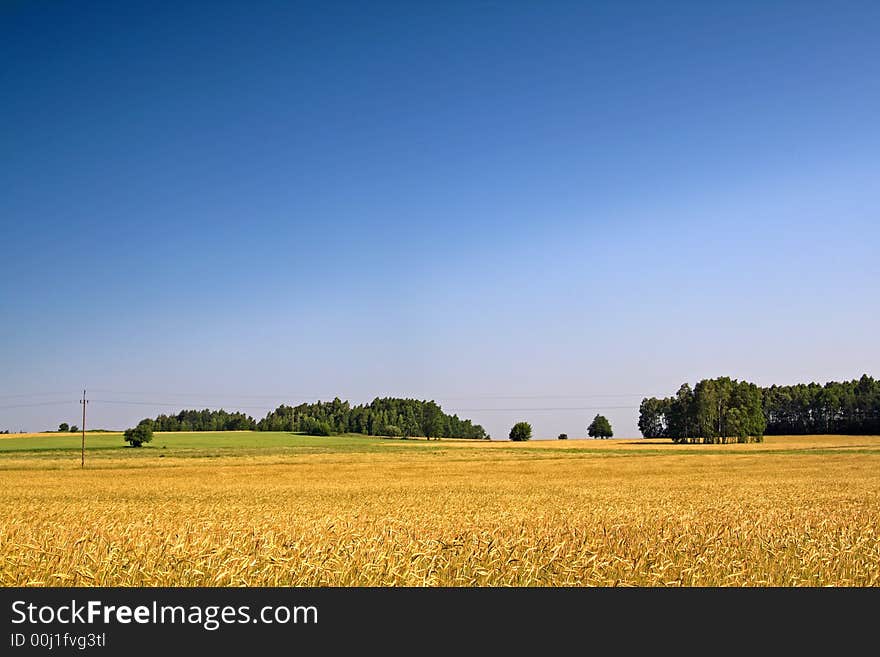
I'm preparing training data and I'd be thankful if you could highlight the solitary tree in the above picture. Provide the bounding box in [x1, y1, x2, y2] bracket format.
[558, 433, 568, 440]
[509, 421, 532, 441]
[588, 415, 613, 439]
[70, 425, 79, 433]
[124, 421, 153, 447]
[58, 422, 70, 432]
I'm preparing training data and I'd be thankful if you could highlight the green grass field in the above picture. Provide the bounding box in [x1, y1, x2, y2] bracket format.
[0, 431, 411, 458]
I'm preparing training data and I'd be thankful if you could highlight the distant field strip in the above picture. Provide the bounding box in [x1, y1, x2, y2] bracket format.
[1, 433, 878, 586]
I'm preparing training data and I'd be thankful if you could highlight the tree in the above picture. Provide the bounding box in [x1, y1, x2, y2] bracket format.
[422, 401, 447, 440]
[381, 424, 402, 437]
[761, 375, 878, 436]
[638, 398, 668, 438]
[645, 377, 767, 443]
[70, 425, 79, 433]
[509, 421, 532, 441]
[124, 421, 153, 447]
[58, 422, 70, 432]
[302, 417, 333, 436]
[255, 398, 486, 439]
[588, 415, 613, 439]
[558, 433, 568, 440]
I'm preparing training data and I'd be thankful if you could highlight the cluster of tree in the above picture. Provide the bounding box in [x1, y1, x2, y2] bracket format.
[640, 375, 878, 441]
[763, 375, 880, 435]
[257, 397, 487, 439]
[146, 409, 258, 432]
[639, 377, 765, 443]
[58, 423, 79, 432]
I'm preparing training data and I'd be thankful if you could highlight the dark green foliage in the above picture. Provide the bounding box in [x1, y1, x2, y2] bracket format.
[509, 421, 532, 441]
[135, 398, 484, 440]
[588, 415, 613, 439]
[763, 375, 880, 435]
[638, 397, 669, 439]
[147, 409, 257, 432]
[124, 420, 154, 447]
[558, 433, 568, 440]
[639, 377, 764, 443]
[58, 422, 70, 432]
[257, 397, 486, 439]
[641, 375, 879, 442]
[301, 417, 334, 436]
[70, 425, 79, 433]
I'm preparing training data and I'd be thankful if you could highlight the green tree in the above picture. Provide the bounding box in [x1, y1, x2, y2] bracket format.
[509, 421, 532, 441]
[422, 401, 447, 440]
[381, 424, 402, 437]
[557, 433, 568, 440]
[141, 397, 486, 438]
[667, 383, 695, 443]
[58, 422, 70, 432]
[70, 425, 79, 433]
[650, 377, 766, 444]
[638, 398, 668, 438]
[124, 421, 153, 447]
[302, 417, 333, 436]
[588, 414, 613, 439]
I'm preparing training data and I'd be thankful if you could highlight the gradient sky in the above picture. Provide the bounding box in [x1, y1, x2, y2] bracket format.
[2, 1, 879, 438]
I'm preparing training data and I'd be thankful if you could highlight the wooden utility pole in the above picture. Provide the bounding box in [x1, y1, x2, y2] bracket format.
[80, 389, 88, 468]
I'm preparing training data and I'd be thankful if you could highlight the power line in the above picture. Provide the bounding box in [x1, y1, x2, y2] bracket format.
[0, 392, 78, 400]
[87, 390, 342, 400]
[82, 389, 657, 401]
[447, 405, 640, 412]
[0, 400, 79, 410]
[91, 400, 277, 410]
[88, 399, 643, 413]
[1, 397, 649, 413]
[436, 394, 648, 400]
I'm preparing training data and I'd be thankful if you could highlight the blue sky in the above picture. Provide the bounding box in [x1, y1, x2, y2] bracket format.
[2, 1, 879, 438]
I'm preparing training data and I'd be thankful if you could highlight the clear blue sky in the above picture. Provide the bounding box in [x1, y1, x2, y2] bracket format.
[2, 1, 879, 438]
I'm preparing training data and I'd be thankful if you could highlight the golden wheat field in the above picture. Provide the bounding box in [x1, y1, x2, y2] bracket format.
[1, 434, 879, 586]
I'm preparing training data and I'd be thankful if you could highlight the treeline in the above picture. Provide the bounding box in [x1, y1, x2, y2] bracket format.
[763, 375, 879, 435]
[640, 374, 879, 442]
[148, 409, 257, 432]
[639, 377, 765, 444]
[257, 397, 487, 439]
[139, 398, 486, 439]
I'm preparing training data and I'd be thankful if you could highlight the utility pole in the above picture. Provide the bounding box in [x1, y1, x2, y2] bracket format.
[80, 389, 88, 468]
